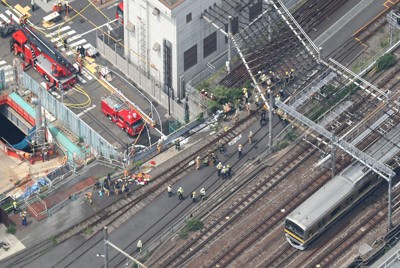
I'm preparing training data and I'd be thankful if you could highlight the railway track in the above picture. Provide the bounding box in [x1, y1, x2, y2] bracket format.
[149, 143, 316, 267]
[107, 117, 287, 267]
[148, 89, 384, 267]
[0, 111, 259, 268]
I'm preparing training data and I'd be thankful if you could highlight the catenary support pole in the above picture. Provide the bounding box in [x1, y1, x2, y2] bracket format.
[331, 143, 336, 178]
[388, 177, 393, 230]
[268, 89, 273, 152]
[226, 16, 232, 73]
[104, 226, 109, 268]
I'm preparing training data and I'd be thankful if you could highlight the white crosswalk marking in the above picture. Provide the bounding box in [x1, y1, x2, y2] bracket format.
[0, 13, 10, 23]
[52, 30, 76, 43]
[69, 39, 87, 48]
[0, 61, 7, 66]
[46, 26, 71, 37]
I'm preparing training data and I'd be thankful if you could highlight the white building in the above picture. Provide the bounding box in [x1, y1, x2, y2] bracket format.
[123, 0, 236, 101]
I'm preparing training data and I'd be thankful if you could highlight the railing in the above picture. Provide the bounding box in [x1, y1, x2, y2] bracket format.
[25, 194, 47, 221]
[22, 73, 119, 159]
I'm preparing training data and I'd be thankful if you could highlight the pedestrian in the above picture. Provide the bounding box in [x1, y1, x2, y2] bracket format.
[157, 138, 163, 153]
[85, 192, 93, 204]
[210, 152, 217, 166]
[65, 1, 69, 14]
[248, 130, 254, 144]
[12, 201, 18, 214]
[254, 94, 260, 107]
[136, 240, 142, 252]
[200, 188, 206, 201]
[114, 182, 120, 195]
[238, 144, 243, 158]
[243, 88, 249, 103]
[31, 0, 35, 12]
[104, 184, 110, 196]
[203, 156, 209, 167]
[226, 164, 231, 177]
[233, 110, 239, 124]
[80, 46, 85, 58]
[167, 185, 172, 197]
[63, 37, 68, 50]
[218, 140, 224, 154]
[290, 68, 295, 80]
[216, 162, 223, 177]
[260, 110, 267, 126]
[279, 88, 284, 98]
[57, 0, 62, 13]
[246, 102, 251, 115]
[123, 184, 129, 199]
[21, 211, 27, 226]
[285, 71, 290, 84]
[177, 187, 184, 200]
[221, 166, 227, 179]
[195, 156, 201, 170]
[190, 191, 196, 203]
[174, 138, 181, 151]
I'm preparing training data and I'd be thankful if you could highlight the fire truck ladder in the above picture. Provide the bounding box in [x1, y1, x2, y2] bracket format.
[17, 24, 77, 75]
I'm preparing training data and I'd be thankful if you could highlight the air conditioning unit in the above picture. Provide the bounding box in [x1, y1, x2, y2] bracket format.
[152, 7, 160, 16]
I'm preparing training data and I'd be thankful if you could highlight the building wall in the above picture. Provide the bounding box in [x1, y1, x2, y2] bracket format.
[124, 0, 227, 101]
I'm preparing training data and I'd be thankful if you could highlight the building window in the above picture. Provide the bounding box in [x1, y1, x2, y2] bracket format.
[203, 31, 217, 58]
[184, 45, 197, 71]
[186, 13, 192, 23]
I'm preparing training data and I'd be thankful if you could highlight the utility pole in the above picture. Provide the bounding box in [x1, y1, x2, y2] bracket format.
[104, 226, 109, 268]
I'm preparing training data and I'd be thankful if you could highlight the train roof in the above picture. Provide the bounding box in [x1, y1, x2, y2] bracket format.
[286, 163, 368, 229]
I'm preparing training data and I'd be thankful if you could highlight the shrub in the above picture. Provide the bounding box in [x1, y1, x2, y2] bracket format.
[376, 53, 396, 72]
[186, 218, 204, 232]
[6, 225, 16, 234]
[179, 227, 189, 239]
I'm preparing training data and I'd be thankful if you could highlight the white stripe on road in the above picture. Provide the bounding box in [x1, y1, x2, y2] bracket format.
[69, 39, 87, 48]
[51, 30, 76, 42]
[0, 60, 7, 66]
[67, 34, 82, 43]
[77, 105, 96, 117]
[83, 43, 93, 49]
[107, 2, 119, 9]
[46, 26, 71, 37]
[0, 13, 10, 23]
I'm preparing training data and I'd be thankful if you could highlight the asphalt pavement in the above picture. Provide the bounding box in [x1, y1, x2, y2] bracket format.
[0, 0, 393, 267]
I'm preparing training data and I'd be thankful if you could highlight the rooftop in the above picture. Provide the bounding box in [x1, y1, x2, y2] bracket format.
[159, 0, 186, 10]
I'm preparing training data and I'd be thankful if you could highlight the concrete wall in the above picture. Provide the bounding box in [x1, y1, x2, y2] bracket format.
[124, 0, 230, 100]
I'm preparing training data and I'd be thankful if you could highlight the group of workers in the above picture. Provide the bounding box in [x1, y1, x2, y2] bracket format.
[53, 0, 69, 14]
[168, 185, 206, 203]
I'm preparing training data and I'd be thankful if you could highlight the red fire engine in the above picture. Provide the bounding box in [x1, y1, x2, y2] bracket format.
[10, 23, 78, 90]
[101, 95, 144, 136]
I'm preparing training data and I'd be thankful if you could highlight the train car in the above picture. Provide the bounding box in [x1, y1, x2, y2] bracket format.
[284, 162, 381, 250]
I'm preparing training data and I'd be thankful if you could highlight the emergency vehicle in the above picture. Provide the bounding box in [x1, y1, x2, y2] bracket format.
[116, 1, 123, 24]
[10, 23, 78, 90]
[101, 95, 144, 136]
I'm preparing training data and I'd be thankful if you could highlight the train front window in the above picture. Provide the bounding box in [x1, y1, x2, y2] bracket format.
[285, 220, 304, 238]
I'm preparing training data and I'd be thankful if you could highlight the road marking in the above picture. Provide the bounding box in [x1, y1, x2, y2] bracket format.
[51, 30, 76, 42]
[77, 105, 96, 117]
[228, 134, 242, 146]
[20, 236, 30, 242]
[0, 60, 6, 66]
[46, 26, 71, 37]
[0, 13, 10, 23]
[107, 2, 119, 9]
[69, 39, 87, 48]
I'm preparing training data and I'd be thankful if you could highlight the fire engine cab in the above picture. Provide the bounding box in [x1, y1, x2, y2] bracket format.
[101, 95, 144, 136]
[10, 24, 78, 90]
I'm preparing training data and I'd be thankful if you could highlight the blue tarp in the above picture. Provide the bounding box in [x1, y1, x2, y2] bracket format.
[20, 178, 48, 200]
[11, 126, 36, 150]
